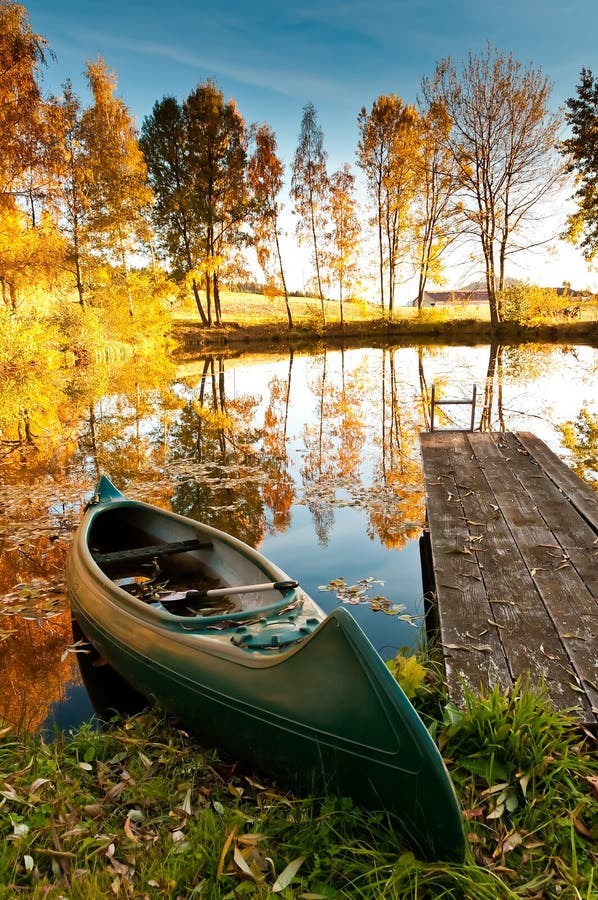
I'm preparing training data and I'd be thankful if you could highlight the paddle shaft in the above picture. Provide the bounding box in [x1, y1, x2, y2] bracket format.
[186, 579, 298, 601]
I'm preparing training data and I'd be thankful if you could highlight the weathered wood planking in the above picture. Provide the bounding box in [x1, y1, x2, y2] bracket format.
[420, 431, 598, 726]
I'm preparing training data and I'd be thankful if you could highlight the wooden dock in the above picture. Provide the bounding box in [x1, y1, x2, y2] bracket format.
[420, 431, 598, 726]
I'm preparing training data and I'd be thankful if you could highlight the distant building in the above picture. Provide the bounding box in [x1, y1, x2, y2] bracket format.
[415, 286, 591, 308]
[415, 289, 488, 308]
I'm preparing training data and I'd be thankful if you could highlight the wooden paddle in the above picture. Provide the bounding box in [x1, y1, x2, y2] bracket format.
[184, 580, 298, 601]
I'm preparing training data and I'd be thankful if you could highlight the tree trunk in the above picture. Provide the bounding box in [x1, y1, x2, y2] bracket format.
[204, 273, 212, 326]
[192, 278, 209, 325]
[310, 197, 326, 324]
[274, 227, 293, 329]
[119, 243, 134, 317]
[214, 271, 222, 325]
[416, 218, 435, 309]
[377, 191, 385, 312]
[74, 251, 85, 305]
[481, 235, 500, 326]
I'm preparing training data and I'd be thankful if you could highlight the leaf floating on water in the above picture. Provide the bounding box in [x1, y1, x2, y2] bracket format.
[60, 639, 92, 662]
[320, 576, 415, 618]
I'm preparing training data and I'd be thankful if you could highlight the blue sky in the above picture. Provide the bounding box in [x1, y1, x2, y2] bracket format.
[26, 0, 598, 290]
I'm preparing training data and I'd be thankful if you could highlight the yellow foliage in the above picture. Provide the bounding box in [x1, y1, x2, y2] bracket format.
[499, 284, 582, 324]
[387, 653, 427, 698]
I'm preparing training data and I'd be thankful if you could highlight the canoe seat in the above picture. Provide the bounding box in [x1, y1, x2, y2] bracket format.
[92, 538, 213, 566]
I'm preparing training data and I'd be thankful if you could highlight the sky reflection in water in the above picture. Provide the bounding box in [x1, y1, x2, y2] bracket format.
[0, 342, 596, 734]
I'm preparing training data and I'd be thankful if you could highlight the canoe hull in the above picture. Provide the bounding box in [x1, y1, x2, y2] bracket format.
[67, 480, 465, 862]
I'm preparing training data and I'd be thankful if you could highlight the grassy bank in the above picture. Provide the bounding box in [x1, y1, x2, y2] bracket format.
[1, 683, 595, 898]
[172, 293, 598, 354]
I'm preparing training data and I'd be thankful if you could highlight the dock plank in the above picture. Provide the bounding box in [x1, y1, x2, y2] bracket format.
[420, 431, 598, 725]
[419, 436, 511, 702]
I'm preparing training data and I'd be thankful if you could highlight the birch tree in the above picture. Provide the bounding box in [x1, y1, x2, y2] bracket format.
[357, 95, 419, 315]
[248, 123, 292, 328]
[412, 98, 459, 308]
[53, 81, 91, 304]
[327, 164, 360, 324]
[291, 102, 328, 320]
[421, 45, 563, 325]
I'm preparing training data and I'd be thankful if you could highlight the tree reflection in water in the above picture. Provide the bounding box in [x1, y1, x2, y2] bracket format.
[0, 342, 596, 733]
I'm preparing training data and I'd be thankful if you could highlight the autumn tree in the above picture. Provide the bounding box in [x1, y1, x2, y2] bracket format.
[291, 102, 329, 320]
[80, 56, 153, 315]
[0, 0, 49, 203]
[185, 81, 249, 326]
[142, 81, 249, 326]
[559, 408, 598, 486]
[140, 96, 205, 318]
[421, 46, 563, 325]
[327, 164, 361, 324]
[357, 95, 419, 315]
[0, 1, 65, 306]
[412, 98, 459, 308]
[562, 68, 598, 261]
[52, 81, 91, 304]
[248, 123, 292, 327]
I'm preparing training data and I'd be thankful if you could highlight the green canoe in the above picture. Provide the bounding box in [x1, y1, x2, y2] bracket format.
[66, 476, 465, 862]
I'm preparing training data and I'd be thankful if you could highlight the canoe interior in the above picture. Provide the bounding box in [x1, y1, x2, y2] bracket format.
[87, 503, 294, 620]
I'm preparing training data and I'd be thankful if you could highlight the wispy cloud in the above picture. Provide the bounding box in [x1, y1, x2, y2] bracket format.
[60, 25, 367, 103]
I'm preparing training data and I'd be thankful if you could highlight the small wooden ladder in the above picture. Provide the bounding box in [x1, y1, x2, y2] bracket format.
[430, 384, 477, 432]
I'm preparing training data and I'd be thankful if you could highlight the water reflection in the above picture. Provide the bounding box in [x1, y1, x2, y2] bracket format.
[0, 342, 596, 733]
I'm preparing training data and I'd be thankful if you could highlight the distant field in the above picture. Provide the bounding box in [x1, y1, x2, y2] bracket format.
[173, 290, 598, 331]
[174, 291, 379, 325]
[173, 291, 497, 325]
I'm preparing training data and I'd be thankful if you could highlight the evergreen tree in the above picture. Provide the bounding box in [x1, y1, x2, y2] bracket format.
[562, 68, 598, 261]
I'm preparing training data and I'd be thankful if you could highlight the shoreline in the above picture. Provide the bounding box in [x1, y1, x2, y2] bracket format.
[172, 315, 598, 355]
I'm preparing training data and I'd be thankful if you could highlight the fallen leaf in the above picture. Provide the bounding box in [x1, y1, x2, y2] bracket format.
[585, 776, 598, 801]
[572, 816, 593, 840]
[493, 831, 523, 857]
[123, 816, 139, 843]
[272, 856, 306, 892]
[233, 844, 259, 881]
[217, 826, 237, 878]
[441, 642, 492, 653]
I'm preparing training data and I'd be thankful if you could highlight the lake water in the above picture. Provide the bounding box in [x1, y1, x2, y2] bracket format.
[1, 342, 596, 734]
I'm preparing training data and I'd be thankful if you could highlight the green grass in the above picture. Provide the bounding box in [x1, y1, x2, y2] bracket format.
[0, 681, 595, 898]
